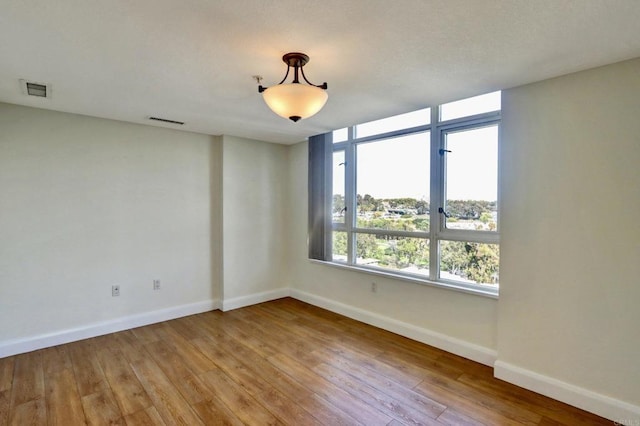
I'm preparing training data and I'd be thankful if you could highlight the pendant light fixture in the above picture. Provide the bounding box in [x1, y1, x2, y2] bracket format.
[258, 52, 328, 122]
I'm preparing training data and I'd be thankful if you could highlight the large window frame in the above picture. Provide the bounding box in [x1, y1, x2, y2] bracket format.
[310, 94, 501, 297]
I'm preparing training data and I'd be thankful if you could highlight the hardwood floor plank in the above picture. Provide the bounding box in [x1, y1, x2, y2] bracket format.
[377, 348, 465, 380]
[181, 312, 228, 339]
[69, 339, 108, 396]
[130, 324, 163, 346]
[314, 361, 442, 426]
[294, 316, 401, 365]
[436, 407, 486, 426]
[273, 298, 348, 323]
[0, 389, 10, 425]
[218, 334, 314, 403]
[204, 313, 281, 359]
[233, 315, 325, 366]
[9, 398, 46, 426]
[9, 351, 44, 409]
[144, 340, 194, 382]
[254, 305, 347, 353]
[537, 416, 572, 426]
[197, 368, 280, 426]
[254, 387, 322, 426]
[40, 346, 72, 376]
[268, 352, 393, 426]
[374, 348, 461, 385]
[323, 342, 424, 389]
[82, 389, 124, 426]
[130, 357, 203, 425]
[96, 347, 152, 416]
[113, 331, 151, 364]
[416, 368, 542, 425]
[298, 392, 366, 426]
[44, 368, 86, 425]
[123, 406, 166, 426]
[413, 378, 526, 426]
[190, 336, 272, 397]
[155, 323, 216, 374]
[253, 302, 299, 321]
[337, 317, 446, 360]
[191, 397, 245, 426]
[456, 373, 610, 426]
[144, 338, 213, 405]
[435, 352, 493, 380]
[0, 357, 14, 392]
[165, 317, 207, 341]
[314, 346, 446, 418]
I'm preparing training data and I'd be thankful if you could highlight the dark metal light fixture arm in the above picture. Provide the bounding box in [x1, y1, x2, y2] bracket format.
[278, 65, 292, 85]
[300, 66, 328, 89]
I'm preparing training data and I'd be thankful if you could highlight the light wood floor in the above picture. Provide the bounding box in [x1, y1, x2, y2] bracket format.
[0, 297, 610, 425]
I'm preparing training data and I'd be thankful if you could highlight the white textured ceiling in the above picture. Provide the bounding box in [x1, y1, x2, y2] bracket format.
[1, 1, 639, 144]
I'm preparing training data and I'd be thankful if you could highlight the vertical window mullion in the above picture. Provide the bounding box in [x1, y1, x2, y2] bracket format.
[429, 107, 441, 281]
[345, 133, 357, 265]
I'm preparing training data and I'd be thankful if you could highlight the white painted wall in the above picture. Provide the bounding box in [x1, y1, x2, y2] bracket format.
[0, 103, 218, 344]
[498, 58, 640, 410]
[286, 141, 498, 362]
[220, 135, 289, 307]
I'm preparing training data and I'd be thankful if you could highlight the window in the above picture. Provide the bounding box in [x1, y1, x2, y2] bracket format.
[309, 91, 500, 295]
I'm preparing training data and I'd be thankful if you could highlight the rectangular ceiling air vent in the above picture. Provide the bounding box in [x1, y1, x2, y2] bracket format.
[19, 79, 51, 98]
[149, 116, 185, 125]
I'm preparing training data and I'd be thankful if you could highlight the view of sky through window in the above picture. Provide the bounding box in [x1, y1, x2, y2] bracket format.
[440, 91, 500, 121]
[355, 107, 430, 139]
[445, 125, 498, 201]
[356, 133, 430, 200]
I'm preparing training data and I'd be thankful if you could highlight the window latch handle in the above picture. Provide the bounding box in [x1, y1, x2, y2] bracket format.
[438, 207, 451, 218]
[439, 149, 452, 155]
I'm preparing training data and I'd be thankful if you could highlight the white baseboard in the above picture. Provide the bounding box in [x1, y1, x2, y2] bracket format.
[0, 299, 219, 358]
[494, 360, 640, 423]
[290, 289, 497, 366]
[221, 288, 290, 312]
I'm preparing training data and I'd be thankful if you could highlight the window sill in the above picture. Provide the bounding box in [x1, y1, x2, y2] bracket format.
[308, 259, 499, 299]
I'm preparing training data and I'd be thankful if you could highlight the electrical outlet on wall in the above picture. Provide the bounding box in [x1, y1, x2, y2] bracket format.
[371, 282, 378, 293]
[112, 285, 120, 297]
[153, 279, 161, 290]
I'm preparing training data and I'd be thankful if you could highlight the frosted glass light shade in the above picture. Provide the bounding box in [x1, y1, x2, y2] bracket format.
[262, 83, 328, 121]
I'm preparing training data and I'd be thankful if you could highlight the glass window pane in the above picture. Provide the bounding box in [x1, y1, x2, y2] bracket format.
[439, 241, 499, 285]
[355, 108, 430, 139]
[443, 125, 498, 231]
[333, 127, 348, 143]
[440, 91, 500, 121]
[332, 231, 347, 262]
[356, 133, 430, 231]
[355, 234, 429, 276]
[332, 151, 345, 223]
